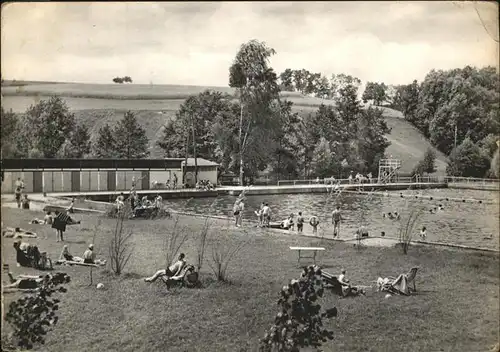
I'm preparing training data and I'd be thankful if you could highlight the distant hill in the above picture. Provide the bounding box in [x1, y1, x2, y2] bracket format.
[1, 81, 447, 174]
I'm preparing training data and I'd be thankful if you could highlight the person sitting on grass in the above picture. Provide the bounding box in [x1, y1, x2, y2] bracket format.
[144, 253, 186, 283]
[58, 244, 106, 265]
[338, 269, 365, 296]
[59, 245, 81, 262]
[30, 211, 53, 225]
[21, 194, 30, 210]
[83, 244, 98, 264]
[13, 241, 40, 268]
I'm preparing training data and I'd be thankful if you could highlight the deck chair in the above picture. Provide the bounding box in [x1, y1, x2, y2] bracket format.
[321, 271, 365, 297]
[161, 265, 200, 289]
[321, 271, 344, 296]
[379, 267, 418, 295]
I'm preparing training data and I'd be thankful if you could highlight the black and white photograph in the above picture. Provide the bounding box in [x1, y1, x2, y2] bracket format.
[1, 2, 499, 351]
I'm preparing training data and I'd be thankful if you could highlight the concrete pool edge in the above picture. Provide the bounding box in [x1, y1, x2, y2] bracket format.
[2, 198, 497, 254]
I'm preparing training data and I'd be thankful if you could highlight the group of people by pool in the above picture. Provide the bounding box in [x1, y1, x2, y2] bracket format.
[13, 177, 31, 210]
[114, 191, 164, 218]
[230, 192, 450, 242]
[233, 197, 347, 237]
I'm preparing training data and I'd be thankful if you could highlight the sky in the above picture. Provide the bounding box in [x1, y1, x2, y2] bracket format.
[1, 1, 499, 87]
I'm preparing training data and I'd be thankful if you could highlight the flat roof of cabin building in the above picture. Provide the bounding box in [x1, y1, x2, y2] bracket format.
[1, 158, 185, 170]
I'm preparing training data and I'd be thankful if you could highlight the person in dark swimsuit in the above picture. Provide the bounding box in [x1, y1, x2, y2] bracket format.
[144, 253, 186, 282]
[297, 212, 304, 233]
[332, 206, 342, 237]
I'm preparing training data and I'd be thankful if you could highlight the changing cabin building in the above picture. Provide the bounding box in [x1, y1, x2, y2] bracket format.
[1, 158, 219, 194]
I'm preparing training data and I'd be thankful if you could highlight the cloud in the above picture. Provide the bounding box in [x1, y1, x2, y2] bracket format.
[1, 1, 498, 86]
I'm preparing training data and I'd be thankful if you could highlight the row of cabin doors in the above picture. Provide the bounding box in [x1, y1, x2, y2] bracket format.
[31, 171, 150, 193]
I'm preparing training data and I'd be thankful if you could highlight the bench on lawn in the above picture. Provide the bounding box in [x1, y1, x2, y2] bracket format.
[289, 247, 325, 264]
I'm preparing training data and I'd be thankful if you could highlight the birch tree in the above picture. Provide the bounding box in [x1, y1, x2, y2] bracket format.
[229, 40, 280, 185]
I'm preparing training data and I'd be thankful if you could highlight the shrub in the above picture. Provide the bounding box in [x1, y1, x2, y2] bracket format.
[412, 147, 437, 176]
[208, 226, 250, 282]
[446, 138, 490, 177]
[397, 202, 424, 255]
[196, 217, 211, 272]
[164, 215, 190, 268]
[4, 273, 71, 350]
[259, 266, 337, 351]
[108, 210, 134, 275]
[196, 197, 219, 272]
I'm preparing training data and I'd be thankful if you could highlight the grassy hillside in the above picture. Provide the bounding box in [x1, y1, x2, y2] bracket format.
[1, 81, 448, 174]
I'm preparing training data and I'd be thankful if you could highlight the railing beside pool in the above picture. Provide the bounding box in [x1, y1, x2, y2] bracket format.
[276, 176, 498, 187]
[276, 175, 435, 186]
[444, 176, 500, 185]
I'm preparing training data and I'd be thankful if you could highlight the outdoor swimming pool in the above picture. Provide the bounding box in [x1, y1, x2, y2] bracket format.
[164, 188, 500, 250]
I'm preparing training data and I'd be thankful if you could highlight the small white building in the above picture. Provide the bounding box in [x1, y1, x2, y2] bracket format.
[182, 158, 219, 187]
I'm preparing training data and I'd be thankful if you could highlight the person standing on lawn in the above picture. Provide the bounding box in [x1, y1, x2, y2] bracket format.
[233, 199, 245, 227]
[52, 211, 81, 242]
[297, 212, 305, 233]
[332, 206, 342, 238]
[14, 187, 22, 208]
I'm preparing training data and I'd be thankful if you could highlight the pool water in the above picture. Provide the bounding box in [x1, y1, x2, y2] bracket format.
[164, 189, 499, 250]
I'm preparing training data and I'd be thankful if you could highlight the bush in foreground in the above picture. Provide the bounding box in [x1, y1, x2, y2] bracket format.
[4, 273, 71, 350]
[259, 266, 337, 352]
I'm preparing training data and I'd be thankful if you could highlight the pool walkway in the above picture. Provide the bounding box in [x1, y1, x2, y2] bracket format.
[8, 181, 448, 200]
[6, 180, 497, 205]
[2, 196, 497, 253]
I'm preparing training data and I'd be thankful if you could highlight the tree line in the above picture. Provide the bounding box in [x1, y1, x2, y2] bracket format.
[389, 66, 499, 178]
[157, 40, 391, 184]
[112, 76, 133, 84]
[1, 99, 149, 160]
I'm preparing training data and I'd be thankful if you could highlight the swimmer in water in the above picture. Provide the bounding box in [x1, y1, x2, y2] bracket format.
[309, 215, 320, 235]
[438, 204, 444, 211]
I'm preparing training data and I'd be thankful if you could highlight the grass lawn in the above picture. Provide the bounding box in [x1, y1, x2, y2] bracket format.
[1, 206, 498, 352]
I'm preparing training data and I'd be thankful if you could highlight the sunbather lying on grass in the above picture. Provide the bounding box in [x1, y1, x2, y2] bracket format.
[4, 272, 45, 289]
[144, 253, 186, 282]
[3, 227, 38, 238]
